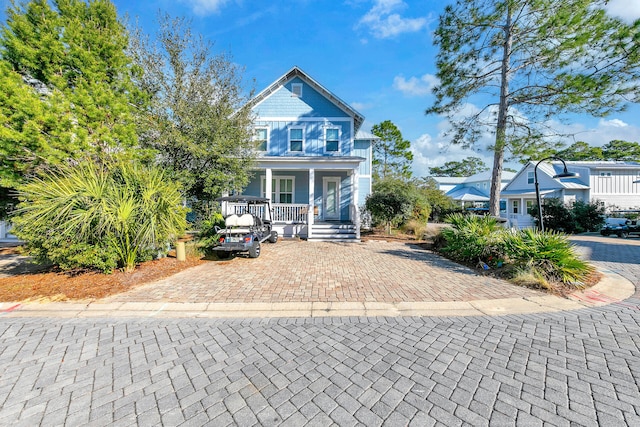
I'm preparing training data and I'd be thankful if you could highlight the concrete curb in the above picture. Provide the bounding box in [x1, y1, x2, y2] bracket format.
[0, 270, 635, 319]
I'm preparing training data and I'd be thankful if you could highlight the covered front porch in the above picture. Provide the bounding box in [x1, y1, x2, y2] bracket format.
[234, 156, 365, 240]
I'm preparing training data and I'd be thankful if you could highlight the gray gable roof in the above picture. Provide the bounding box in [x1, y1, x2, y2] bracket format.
[248, 66, 365, 133]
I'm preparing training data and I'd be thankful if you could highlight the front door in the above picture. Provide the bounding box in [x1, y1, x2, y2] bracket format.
[323, 177, 340, 220]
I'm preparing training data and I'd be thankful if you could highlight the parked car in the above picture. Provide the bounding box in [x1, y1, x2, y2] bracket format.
[600, 217, 640, 238]
[212, 196, 278, 259]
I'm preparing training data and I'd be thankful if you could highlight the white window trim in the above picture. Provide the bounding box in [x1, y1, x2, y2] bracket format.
[254, 126, 269, 153]
[291, 83, 302, 97]
[288, 126, 305, 153]
[512, 200, 519, 214]
[261, 175, 296, 204]
[527, 171, 534, 184]
[324, 126, 341, 154]
[526, 200, 534, 214]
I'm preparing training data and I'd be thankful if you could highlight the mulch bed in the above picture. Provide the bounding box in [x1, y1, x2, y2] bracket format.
[0, 253, 205, 302]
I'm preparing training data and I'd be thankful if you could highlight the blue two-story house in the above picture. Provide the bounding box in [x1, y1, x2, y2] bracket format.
[226, 66, 374, 241]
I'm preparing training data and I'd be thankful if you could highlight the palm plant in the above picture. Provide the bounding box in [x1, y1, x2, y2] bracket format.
[13, 159, 187, 272]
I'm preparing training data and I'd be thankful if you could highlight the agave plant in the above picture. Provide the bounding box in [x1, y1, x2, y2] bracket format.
[13, 159, 187, 273]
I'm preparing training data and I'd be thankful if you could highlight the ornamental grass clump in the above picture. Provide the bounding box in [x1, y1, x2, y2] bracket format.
[501, 228, 593, 286]
[440, 213, 506, 267]
[438, 214, 593, 289]
[12, 160, 188, 273]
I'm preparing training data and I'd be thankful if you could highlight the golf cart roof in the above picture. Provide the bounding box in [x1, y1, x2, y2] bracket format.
[216, 195, 270, 204]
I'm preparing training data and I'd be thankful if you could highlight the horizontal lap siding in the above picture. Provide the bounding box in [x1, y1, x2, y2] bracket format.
[256, 120, 351, 156]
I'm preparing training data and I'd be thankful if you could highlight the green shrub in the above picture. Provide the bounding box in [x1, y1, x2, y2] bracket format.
[571, 200, 605, 232]
[530, 198, 605, 233]
[440, 213, 506, 266]
[12, 159, 188, 273]
[438, 214, 593, 287]
[502, 228, 593, 284]
[197, 212, 225, 256]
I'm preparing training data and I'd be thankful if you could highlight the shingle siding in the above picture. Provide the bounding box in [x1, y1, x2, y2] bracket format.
[253, 77, 349, 119]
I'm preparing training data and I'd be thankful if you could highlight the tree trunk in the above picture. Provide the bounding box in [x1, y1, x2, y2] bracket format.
[489, 6, 513, 217]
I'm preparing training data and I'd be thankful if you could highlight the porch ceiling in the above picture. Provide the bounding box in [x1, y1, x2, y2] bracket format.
[256, 156, 364, 170]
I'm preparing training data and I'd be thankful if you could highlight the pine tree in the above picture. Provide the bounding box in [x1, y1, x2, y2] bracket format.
[427, 0, 640, 215]
[0, 0, 144, 191]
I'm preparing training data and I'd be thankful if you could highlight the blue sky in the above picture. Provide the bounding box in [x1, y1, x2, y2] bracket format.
[2, 0, 640, 176]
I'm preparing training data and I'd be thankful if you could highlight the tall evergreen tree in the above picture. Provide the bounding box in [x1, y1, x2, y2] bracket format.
[0, 0, 144, 191]
[371, 120, 413, 180]
[427, 0, 640, 215]
[429, 157, 488, 177]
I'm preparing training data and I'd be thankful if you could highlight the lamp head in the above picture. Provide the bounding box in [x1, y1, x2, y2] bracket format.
[553, 165, 578, 179]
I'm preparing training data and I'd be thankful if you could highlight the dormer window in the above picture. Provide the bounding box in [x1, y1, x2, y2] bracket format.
[292, 83, 302, 97]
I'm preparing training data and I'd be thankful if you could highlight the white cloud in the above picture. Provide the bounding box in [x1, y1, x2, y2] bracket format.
[358, 0, 429, 38]
[410, 132, 495, 177]
[598, 118, 628, 128]
[604, 0, 640, 23]
[350, 101, 373, 111]
[393, 74, 438, 96]
[180, 0, 229, 16]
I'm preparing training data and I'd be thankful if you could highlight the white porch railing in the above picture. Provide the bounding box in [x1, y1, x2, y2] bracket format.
[272, 203, 309, 223]
[226, 202, 310, 224]
[504, 213, 535, 229]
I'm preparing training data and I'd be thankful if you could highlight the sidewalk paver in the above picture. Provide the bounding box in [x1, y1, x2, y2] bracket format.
[102, 240, 545, 304]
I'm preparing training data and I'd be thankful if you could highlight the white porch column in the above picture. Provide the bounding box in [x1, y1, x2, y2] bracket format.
[265, 168, 273, 202]
[308, 168, 315, 239]
[351, 167, 360, 239]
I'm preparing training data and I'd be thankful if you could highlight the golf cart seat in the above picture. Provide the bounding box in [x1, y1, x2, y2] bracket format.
[225, 214, 240, 227]
[237, 214, 255, 227]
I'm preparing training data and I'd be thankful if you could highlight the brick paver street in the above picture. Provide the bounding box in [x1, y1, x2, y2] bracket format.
[0, 234, 639, 426]
[104, 240, 544, 303]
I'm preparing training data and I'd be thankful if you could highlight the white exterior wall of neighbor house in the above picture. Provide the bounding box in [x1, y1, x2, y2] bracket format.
[501, 161, 640, 229]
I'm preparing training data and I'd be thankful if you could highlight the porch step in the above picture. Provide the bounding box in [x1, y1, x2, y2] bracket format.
[308, 223, 359, 241]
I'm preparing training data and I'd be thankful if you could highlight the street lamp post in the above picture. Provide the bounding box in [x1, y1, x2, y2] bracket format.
[534, 157, 578, 232]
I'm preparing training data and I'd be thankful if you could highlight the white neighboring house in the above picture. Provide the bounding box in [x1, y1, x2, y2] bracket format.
[0, 221, 17, 242]
[431, 171, 516, 208]
[500, 161, 640, 229]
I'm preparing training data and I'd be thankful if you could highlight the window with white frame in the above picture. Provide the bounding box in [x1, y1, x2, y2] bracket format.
[512, 200, 519, 214]
[254, 127, 268, 152]
[325, 127, 340, 152]
[526, 200, 534, 214]
[261, 176, 295, 204]
[289, 127, 304, 152]
[527, 171, 534, 184]
[292, 83, 302, 97]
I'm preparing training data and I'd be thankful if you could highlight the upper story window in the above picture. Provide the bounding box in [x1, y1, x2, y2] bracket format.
[292, 83, 302, 97]
[325, 127, 340, 152]
[527, 171, 534, 184]
[254, 127, 268, 152]
[289, 127, 304, 152]
[600, 171, 612, 177]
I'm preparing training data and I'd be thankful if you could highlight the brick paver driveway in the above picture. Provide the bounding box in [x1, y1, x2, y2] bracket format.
[1, 234, 639, 426]
[105, 240, 543, 303]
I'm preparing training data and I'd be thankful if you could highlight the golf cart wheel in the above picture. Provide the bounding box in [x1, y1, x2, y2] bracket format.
[216, 251, 233, 260]
[619, 231, 630, 239]
[248, 240, 261, 258]
[268, 231, 278, 243]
